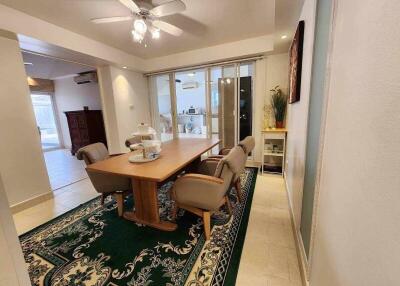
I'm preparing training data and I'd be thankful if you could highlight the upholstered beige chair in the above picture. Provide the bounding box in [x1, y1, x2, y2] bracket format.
[234, 136, 255, 201]
[125, 135, 153, 149]
[76, 143, 131, 216]
[171, 146, 244, 240]
[208, 136, 255, 202]
[238, 136, 256, 156]
[217, 136, 255, 156]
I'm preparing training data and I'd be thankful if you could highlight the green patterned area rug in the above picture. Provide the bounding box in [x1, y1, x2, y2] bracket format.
[20, 168, 258, 286]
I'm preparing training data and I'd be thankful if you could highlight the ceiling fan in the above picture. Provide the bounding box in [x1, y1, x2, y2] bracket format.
[91, 0, 186, 44]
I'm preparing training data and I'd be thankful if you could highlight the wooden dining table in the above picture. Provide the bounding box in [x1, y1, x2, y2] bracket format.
[86, 138, 220, 231]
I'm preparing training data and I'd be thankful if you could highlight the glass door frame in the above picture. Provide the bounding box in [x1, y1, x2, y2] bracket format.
[168, 73, 178, 139]
[149, 60, 256, 151]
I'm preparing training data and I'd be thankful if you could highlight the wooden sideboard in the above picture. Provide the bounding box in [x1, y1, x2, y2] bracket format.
[65, 110, 107, 155]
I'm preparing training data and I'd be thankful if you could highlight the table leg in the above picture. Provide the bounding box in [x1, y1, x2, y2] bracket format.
[123, 178, 177, 231]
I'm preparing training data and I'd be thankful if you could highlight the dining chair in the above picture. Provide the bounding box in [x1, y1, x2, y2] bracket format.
[125, 135, 153, 149]
[171, 146, 244, 240]
[76, 143, 131, 216]
[207, 136, 255, 202]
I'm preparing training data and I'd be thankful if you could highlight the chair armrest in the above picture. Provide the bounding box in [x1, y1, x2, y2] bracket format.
[173, 173, 225, 211]
[180, 173, 223, 184]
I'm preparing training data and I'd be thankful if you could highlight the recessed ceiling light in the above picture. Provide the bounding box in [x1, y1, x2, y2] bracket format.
[281, 35, 288, 39]
[24, 62, 33, 65]
[123, 66, 127, 69]
[187, 72, 195, 77]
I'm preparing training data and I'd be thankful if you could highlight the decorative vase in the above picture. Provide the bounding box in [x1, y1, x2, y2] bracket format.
[275, 121, 284, 128]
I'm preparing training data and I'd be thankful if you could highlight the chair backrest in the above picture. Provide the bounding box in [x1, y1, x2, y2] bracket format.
[77, 143, 131, 193]
[125, 135, 153, 148]
[76, 143, 109, 165]
[214, 146, 244, 192]
[238, 136, 255, 155]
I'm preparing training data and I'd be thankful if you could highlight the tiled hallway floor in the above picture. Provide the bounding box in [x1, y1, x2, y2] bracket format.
[43, 149, 87, 190]
[236, 174, 303, 286]
[12, 172, 303, 286]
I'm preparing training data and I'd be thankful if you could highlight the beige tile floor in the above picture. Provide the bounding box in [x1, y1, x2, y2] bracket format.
[44, 149, 87, 190]
[12, 172, 302, 286]
[13, 179, 98, 235]
[236, 174, 303, 286]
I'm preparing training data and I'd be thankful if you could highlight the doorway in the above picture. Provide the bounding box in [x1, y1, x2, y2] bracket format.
[24, 51, 103, 191]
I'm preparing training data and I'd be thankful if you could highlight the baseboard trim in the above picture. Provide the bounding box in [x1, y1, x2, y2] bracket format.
[284, 178, 309, 286]
[10, 191, 54, 214]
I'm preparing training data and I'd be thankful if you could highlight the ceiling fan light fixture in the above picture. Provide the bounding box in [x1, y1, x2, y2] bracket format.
[134, 19, 147, 34]
[152, 29, 160, 39]
[132, 29, 144, 42]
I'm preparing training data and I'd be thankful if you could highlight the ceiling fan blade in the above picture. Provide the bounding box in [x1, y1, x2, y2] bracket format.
[91, 16, 133, 24]
[150, 0, 186, 17]
[118, 0, 141, 13]
[152, 20, 183, 36]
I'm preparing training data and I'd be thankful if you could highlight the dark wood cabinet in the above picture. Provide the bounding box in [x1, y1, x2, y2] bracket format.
[65, 110, 107, 155]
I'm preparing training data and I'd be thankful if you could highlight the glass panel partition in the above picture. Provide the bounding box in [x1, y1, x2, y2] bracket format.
[148, 61, 255, 149]
[31, 94, 61, 150]
[175, 69, 207, 138]
[153, 74, 174, 142]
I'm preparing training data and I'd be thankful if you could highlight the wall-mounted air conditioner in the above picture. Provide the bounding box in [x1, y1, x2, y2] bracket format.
[73, 71, 98, 85]
[182, 81, 199, 89]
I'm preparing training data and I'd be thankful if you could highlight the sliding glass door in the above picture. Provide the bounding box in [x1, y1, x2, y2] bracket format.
[210, 67, 222, 153]
[175, 69, 208, 138]
[150, 74, 175, 142]
[149, 61, 255, 151]
[31, 93, 61, 150]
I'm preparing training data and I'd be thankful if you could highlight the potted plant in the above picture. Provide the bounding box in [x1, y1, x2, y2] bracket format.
[270, 86, 287, 128]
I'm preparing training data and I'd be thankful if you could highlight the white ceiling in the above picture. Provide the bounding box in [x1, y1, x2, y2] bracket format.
[0, 0, 277, 58]
[22, 52, 94, 79]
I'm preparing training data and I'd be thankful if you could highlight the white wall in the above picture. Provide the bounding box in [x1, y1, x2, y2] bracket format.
[0, 175, 31, 286]
[54, 77, 102, 149]
[310, 1, 400, 285]
[265, 53, 289, 120]
[285, 0, 317, 229]
[144, 35, 274, 72]
[253, 54, 289, 163]
[97, 66, 121, 155]
[0, 31, 52, 207]
[98, 66, 151, 154]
